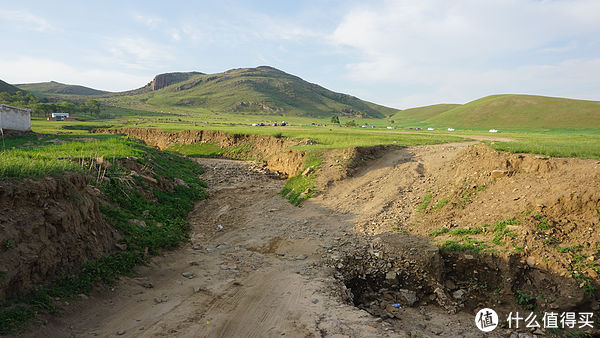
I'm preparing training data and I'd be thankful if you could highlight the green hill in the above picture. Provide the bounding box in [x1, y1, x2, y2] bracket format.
[105, 66, 397, 118]
[16, 81, 109, 96]
[424, 94, 600, 129]
[390, 103, 460, 123]
[0, 79, 21, 94]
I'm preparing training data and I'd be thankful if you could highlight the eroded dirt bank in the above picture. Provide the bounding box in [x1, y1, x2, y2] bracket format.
[23, 142, 600, 337]
[101, 128, 308, 178]
[0, 175, 115, 300]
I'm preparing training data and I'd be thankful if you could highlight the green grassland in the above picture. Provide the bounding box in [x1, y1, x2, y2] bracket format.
[21, 106, 600, 160]
[390, 103, 461, 123]
[424, 94, 600, 129]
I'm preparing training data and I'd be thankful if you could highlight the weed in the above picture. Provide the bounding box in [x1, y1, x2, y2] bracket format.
[418, 193, 433, 212]
[491, 217, 519, 246]
[449, 227, 483, 236]
[281, 150, 323, 205]
[429, 227, 449, 237]
[514, 290, 536, 310]
[556, 245, 582, 253]
[434, 198, 449, 210]
[439, 237, 487, 252]
[535, 214, 552, 231]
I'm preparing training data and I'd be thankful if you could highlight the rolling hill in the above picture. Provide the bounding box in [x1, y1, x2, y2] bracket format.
[390, 104, 460, 123]
[15, 81, 109, 96]
[0, 79, 21, 94]
[424, 94, 600, 129]
[104, 66, 398, 118]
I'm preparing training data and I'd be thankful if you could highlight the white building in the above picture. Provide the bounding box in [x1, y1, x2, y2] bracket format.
[447, 128, 455, 131]
[0, 104, 31, 131]
[489, 129, 499, 133]
[51, 112, 69, 121]
[427, 127, 435, 131]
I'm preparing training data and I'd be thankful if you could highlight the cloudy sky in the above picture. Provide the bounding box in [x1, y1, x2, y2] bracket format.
[1, 0, 599, 108]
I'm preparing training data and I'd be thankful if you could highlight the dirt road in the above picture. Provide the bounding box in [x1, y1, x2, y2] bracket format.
[28, 144, 507, 337]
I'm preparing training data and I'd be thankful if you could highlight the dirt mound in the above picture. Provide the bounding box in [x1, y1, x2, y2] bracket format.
[322, 141, 600, 319]
[0, 175, 116, 299]
[101, 128, 307, 177]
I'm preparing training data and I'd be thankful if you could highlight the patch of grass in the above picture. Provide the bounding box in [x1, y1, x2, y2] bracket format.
[429, 227, 449, 237]
[534, 214, 552, 231]
[449, 227, 484, 236]
[491, 217, 519, 246]
[0, 136, 145, 179]
[280, 150, 323, 205]
[417, 193, 433, 212]
[434, 197, 449, 210]
[439, 237, 488, 252]
[166, 142, 225, 157]
[514, 289, 536, 310]
[556, 245, 582, 253]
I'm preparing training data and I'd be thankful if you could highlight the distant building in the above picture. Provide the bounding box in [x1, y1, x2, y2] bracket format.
[387, 126, 396, 129]
[48, 112, 70, 121]
[0, 104, 31, 131]
[447, 128, 455, 131]
[427, 127, 435, 131]
[489, 129, 499, 133]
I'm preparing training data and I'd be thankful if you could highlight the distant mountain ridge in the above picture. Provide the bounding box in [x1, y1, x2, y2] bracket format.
[11, 67, 600, 128]
[0, 79, 21, 94]
[103, 66, 397, 118]
[15, 81, 109, 96]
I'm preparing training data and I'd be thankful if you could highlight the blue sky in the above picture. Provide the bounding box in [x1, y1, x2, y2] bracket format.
[1, 0, 599, 108]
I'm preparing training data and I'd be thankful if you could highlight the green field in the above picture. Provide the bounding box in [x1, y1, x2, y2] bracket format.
[18, 109, 599, 160]
[424, 94, 600, 129]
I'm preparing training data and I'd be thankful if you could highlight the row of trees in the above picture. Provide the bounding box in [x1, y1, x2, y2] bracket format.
[0, 91, 101, 117]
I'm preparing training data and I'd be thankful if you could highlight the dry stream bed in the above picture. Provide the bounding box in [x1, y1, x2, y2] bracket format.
[23, 141, 600, 337]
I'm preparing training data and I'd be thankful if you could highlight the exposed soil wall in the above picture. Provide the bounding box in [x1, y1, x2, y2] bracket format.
[0, 175, 116, 299]
[102, 128, 307, 178]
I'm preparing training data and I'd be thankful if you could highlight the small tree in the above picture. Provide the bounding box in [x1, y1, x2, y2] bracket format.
[330, 115, 340, 124]
[85, 99, 101, 115]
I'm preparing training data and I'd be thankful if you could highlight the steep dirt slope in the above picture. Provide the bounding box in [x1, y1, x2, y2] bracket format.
[0, 175, 115, 299]
[102, 128, 307, 178]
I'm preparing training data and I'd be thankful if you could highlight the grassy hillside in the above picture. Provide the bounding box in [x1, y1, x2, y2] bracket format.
[390, 104, 460, 123]
[425, 94, 600, 129]
[0, 79, 21, 94]
[103, 66, 397, 118]
[16, 81, 109, 96]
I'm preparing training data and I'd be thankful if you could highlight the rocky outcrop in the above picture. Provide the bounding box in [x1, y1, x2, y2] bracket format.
[149, 72, 203, 91]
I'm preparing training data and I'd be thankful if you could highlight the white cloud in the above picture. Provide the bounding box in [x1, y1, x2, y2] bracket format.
[133, 13, 163, 28]
[103, 37, 174, 70]
[0, 57, 150, 92]
[331, 0, 600, 107]
[0, 10, 56, 32]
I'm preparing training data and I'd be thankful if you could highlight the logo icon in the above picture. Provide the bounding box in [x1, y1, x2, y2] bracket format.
[475, 308, 498, 332]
